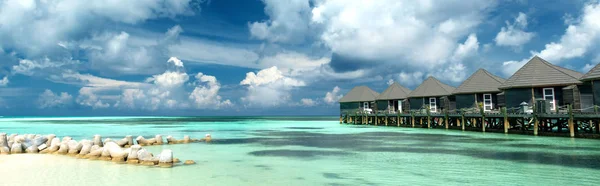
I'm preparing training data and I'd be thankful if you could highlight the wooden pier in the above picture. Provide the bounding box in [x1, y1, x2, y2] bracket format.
[340, 106, 600, 139]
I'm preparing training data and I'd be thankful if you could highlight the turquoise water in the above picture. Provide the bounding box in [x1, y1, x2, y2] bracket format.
[1, 116, 600, 186]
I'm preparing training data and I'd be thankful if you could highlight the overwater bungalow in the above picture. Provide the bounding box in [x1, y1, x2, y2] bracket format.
[375, 82, 411, 113]
[498, 56, 584, 112]
[407, 76, 456, 113]
[453, 69, 506, 112]
[339, 86, 379, 114]
[578, 63, 600, 111]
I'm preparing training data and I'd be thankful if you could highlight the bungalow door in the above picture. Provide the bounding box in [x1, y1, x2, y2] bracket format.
[429, 98, 437, 112]
[543, 88, 556, 111]
[483, 94, 493, 111]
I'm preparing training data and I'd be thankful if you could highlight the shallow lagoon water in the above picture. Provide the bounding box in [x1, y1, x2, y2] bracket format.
[1, 116, 600, 186]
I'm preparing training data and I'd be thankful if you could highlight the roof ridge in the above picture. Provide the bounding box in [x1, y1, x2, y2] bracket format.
[481, 69, 506, 84]
[434, 77, 454, 94]
[537, 56, 581, 80]
[581, 63, 600, 80]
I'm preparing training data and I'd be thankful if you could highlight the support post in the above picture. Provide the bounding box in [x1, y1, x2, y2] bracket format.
[480, 107, 486, 132]
[503, 107, 509, 134]
[568, 105, 574, 137]
[427, 108, 431, 129]
[444, 110, 449, 129]
[534, 118, 539, 136]
[411, 111, 415, 128]
[461, 111, 465, 131]
[397, 112, 401, 127]
[385, 115, 388, 126]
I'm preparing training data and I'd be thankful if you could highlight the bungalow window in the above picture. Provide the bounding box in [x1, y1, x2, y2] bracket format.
[429, 97, 437, 113]
[483, 94, 493, 111]
[363, 102, 369, 110]
[543, 88, 556, 111]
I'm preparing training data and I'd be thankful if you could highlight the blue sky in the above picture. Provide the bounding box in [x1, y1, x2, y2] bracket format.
[1, 0, 600, 116]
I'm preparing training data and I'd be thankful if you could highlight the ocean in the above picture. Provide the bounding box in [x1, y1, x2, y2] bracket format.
[1, 116, 600, 186]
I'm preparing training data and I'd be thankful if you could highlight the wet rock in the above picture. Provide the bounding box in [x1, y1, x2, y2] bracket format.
[184, 160, 196, 165]
[93, 135, 103, 147]
[158, 149, 173, 168]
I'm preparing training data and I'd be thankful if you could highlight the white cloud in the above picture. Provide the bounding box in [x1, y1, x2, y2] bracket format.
[167, 56, 184, 67]
[12, 57, 79, 76]
[37, 89, 73, 109]
[396, 71, 425, 87]
[168, 36, 260, 68]
[495, 12, 535, 48]
[501, 2, 600, 76]
[148, 71, 189, 88]
[249, 0, 312, 43]
[0, 76, 8, 86]
[310, 0, 494, 69]
[387, 79, 394, 86]
[257, 51, 330, 74]
[189, 73, 232, 109]
[0, 0, 196, 60]
[240, 66, 306, 107]
[77, 87, 111, 109]
[300, 98, 316, 107]
[323, 86, 342, 105]
[85, 25, 184, 75]
[451, 33, 479, 62]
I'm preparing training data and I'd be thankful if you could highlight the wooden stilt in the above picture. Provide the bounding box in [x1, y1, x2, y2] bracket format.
[461, 115, 465, 131]
[445, 117, 449, 129]
[480, 107, 485, 132]
[385, 115, 388, 126]
[534, 118, 539, 136]
[502, 107, 510, 134]
[568, 105, 574, 137]
[411, 115, 415, 128]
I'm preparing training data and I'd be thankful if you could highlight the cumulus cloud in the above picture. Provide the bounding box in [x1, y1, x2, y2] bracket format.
[502, 2, 600, 76]
[0, 0, 195, 59]
[495, 12, 535, 49]
[395, 71, 425, 87]
[86, 25, 184, 75]
[189, 73, 232, 109]
[240, 66, 306, 107]
[249, 0, 313, 43]
[311, 0, 494, 69]
[0, 76, 8, 86]
[299, 98, 316, 107]
[37, 89, 73, 109]
[323, 86, 343, 105]
[113, 57, 230, 110]
[77, 87, 111, 109]
[249, 0, 494, 86]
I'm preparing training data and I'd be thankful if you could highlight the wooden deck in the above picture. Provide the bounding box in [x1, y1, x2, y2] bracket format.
[340, 106, 600, 139]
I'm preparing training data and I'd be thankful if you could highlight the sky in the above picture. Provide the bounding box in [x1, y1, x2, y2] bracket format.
[1, 0, 600, 116]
